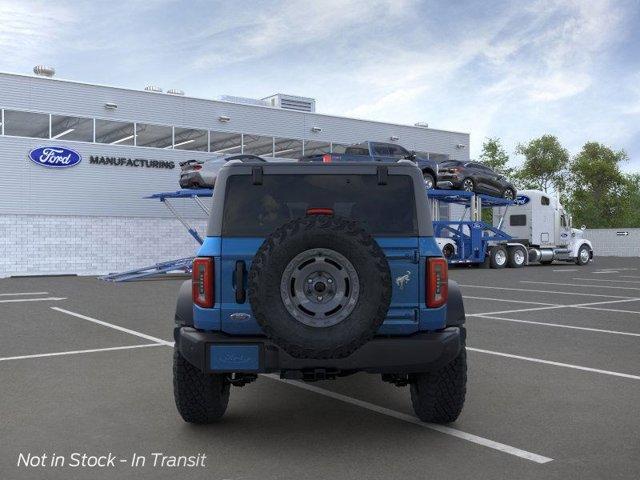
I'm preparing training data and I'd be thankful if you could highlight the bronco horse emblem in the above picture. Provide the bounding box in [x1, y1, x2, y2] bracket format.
[395, 270, 411, 289]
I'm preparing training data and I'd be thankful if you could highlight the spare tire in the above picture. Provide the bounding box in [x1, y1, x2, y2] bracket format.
[248, 215, 392, 359]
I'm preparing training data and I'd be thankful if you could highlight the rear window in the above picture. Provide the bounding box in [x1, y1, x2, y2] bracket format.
[440, 160, 462, 167]
[222, 174, 417, 236]
[344, 147, 370, 156]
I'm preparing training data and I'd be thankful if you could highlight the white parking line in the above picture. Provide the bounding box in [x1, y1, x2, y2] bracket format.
[593, 271, 619, 274]
[469, 314, 640, 337]
[521, 281, 640, 291]
[464, 296, 559, 306]
[575, 305, 640, 315]
[468, 348, 640, 381]
[552, 269, 578, 272]
[0, 297, 66, 304]
[458, 284, 637, 299]
[620, 275, 640, 279]
[0, 343, 162, 362]
[265, 374, 553, 464]
[51, 307, 174, 346]
[572, 278, 640, 284]
[469, 297, 640, 317]
[0, 292, 49, 296]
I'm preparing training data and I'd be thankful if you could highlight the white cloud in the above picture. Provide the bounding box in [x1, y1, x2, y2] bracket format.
[0, 0, 75, 63]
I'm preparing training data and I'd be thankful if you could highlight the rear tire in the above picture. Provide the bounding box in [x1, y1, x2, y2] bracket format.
[173, 347, 230, 424]
[410, 327, 467, 424]
[489, 245, 507, 269]
[507, 246, 526, 268]
[462, 178, 475, 192]
[502, 187, 516, 200]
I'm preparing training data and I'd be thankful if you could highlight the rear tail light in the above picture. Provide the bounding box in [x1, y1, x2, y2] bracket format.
[192, 257, 214, 308]
[322, 154, 332, 163]
[426, 257, 448, 308]
[193, 164, 202, 170]
[306, 207, 334, 216]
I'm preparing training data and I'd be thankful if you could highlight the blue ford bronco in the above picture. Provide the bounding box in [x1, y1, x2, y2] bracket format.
[173, 160, 467, 424]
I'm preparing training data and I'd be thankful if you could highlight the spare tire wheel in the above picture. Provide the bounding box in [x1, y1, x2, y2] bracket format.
[248, 215, 392, 359]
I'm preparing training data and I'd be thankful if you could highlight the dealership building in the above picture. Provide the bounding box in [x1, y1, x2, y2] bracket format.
[0, 69, 470, 277]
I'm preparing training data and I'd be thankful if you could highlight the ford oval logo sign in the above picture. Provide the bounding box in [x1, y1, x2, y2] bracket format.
[28, 146, 82, 168]
[514, 195, 530, 206]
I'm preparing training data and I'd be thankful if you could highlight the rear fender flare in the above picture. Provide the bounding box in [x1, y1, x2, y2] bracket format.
[175, 280, 194, 327]
[446, 280, 466, 327]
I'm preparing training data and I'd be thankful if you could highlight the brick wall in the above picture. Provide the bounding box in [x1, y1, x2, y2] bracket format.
[0, 215, 207, 277]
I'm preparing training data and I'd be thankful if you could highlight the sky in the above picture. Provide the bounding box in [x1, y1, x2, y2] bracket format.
[1, 0, 639, 171]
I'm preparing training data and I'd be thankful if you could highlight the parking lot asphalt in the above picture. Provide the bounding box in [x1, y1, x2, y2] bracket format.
[1, 257, 639, 480]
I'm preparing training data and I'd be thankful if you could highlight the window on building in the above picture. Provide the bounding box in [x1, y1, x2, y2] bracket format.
[273, 137, 303, 159]
[4, 110, 49, 138]
[136, 123, 173, 148]
[51, 114, 93, 142]
[243, 134, 273, 156]
[510, 214, 527, 226]
[303, 140, 331, 156]
[173, 127, 208, 151]
[331, 143, 349, 154]
[209, 132, 242, 155]
[210, 131, 242, 154]
[95, 119, 135, 145]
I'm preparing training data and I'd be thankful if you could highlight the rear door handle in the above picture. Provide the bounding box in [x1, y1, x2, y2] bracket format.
[234, 261, 246, 303]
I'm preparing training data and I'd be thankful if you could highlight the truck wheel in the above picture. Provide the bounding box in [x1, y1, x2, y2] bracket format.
[249, 215, 392, 359]
[423, 172, 435, 189]
[489, 246, 507, 269]
[410, 327, 467, 423]
[173, 347, 230, 424]
[507, 246, 526, 268]
[576, 245, 591, 265]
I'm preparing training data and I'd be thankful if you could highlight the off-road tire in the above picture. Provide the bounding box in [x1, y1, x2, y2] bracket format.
[173, 348, 230, 424]
[248, 215, 392, 359]
[410, 327, 467, 424]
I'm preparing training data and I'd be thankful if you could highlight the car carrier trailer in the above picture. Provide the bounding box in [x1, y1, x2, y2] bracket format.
[429, 189, 593, 268]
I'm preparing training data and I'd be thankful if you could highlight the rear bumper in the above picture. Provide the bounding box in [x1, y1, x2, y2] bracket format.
[178, 172, 205, 188]
[175, 327, 462, 375]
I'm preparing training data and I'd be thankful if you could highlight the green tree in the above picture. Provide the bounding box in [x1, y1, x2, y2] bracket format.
[515, 135, 569, 193]
[622, 174, 640, 227]
[566, 142, 629, 228]
[479, 137, 514, 177]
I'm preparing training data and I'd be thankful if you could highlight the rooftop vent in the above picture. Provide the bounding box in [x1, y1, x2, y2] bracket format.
[144, 85, 163, 93]
[33, 65, 55, 77]
[414, 122, 429, 128]
[167, 89, 185, 96]
[263, 94, 316, 113]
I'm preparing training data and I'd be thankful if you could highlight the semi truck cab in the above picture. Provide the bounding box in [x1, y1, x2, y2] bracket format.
[495, 189, 593, 265]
